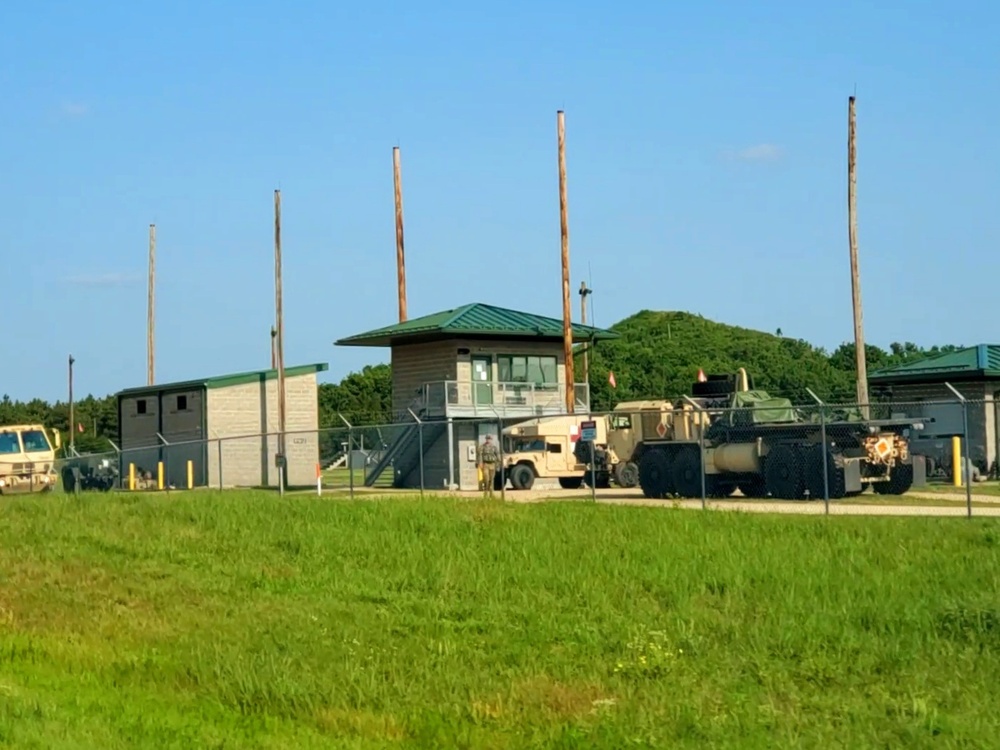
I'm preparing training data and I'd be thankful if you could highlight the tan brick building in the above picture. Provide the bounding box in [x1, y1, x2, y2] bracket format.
[116, 363, 328, 489]
[335, 303, 617, 491]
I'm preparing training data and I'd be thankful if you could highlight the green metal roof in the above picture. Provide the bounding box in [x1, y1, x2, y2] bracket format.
[116, 362, 329, 397]
[869, 345, 1000, 384]
[334, 302, 620, 347]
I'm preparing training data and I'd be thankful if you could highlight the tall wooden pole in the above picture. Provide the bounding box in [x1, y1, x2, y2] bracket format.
[68, 355, 75, 455]
[393, 146, 407, 322]
[147, 224, 155, 386]
[847, 95, 869, 416]
[579, 281, 592, 385]
[557, 110, 575, 414]
[274, 189, 286, 494]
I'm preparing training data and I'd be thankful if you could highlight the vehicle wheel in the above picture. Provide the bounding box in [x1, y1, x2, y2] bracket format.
[737, 477, 767, 498]
[614, 461, 639, 488]
[764, 444, 806, 500]
[873, 462, 914, 495]
[638, 449, 673, 499]
[510, 463, 535, 491]
[707, 479, 737, 498]
[671, 447, 703, 498]
[805, 444, 847, 500]
[558, 476, 584, 490]
[584, 471, 611, 489]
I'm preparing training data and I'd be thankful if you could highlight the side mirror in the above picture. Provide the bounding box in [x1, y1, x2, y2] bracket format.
[52, 429, 62, 449]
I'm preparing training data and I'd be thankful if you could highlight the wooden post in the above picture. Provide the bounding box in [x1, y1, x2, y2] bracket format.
[557, 110, 575, 414]
[579, 281, 592, 385]
[847, 96, 869, 417]
[147, 223, 155, 386]
[393, 146, 407, 322]
[68, 355, 75, 454]
[274, 189, 286, 495]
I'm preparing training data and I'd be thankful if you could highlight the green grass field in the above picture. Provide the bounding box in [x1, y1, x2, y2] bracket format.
[2, 492, 999, 748]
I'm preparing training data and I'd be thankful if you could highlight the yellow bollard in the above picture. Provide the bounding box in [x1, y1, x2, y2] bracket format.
[187, 460, 194, 490]
[952, 435, 963, 487]
[128, 463, 136, 491]
[157, 461, 164, 490]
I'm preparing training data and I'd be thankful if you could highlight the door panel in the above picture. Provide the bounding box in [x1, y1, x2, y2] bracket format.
[472, 356, 493, 405]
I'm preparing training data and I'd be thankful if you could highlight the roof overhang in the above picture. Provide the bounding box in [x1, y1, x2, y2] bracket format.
[335, 331, 617, 348]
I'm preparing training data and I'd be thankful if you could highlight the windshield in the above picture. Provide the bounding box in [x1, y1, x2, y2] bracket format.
[0, 432, 21, 454]
[21, 430, 51, 452]
[610, 414, 633, 429]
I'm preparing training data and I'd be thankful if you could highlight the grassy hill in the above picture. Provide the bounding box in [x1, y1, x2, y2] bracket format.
[582, 311, 857, 410]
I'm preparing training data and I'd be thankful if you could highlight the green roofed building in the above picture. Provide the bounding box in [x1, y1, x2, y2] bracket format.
[869, 345, 1000, 475]
[335, 302, 619, 491]
[116, 363, 328, 490]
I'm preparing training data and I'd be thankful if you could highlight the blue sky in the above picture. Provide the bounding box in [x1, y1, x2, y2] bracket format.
[2, 0, 998, 402]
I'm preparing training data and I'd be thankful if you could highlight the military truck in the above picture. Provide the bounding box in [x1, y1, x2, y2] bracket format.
[0, 424, 61, 495]
[610, 369, 924, 500]
[500, 414, 616, 490]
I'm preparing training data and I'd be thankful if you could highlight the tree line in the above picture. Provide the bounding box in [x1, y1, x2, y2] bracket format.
[2, 310, 958, 454]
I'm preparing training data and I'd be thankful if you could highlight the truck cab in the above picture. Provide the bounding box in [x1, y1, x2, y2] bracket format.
[0, 424, 61, 495]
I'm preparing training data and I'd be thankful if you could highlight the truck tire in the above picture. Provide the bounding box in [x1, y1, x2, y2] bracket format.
[638, 449, 673, 499]
[558, 476, 584, 490]
[510, 463, 535, 491]
[872, 462, 914, 495]
[672, 447, 702, 498]
[805, 444, 846, 500]
[764, 444, 806, 500]
[737, 478, 767, 498]
[583, 471, 611, 489]
[614, 461, 639, 488]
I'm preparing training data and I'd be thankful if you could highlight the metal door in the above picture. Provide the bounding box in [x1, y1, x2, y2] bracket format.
[472, 356, 493, 406]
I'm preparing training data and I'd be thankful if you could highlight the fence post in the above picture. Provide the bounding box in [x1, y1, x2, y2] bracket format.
[338, 413, 354, 501]
[806, 389, 830, 515]
[682, 396, 708, 510]
[408, 408, 425, 499]
[944, 382, 972, 518]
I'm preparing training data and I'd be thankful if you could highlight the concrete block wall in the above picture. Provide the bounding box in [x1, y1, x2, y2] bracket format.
[206, 373, 319, 488]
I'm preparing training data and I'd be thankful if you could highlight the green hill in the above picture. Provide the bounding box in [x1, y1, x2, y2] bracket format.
[580, 310, 857, 410]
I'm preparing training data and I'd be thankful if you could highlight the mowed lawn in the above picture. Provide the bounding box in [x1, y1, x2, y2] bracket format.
[1, 493, 999, 749]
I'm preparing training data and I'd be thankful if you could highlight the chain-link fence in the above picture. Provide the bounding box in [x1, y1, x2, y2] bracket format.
[20, 392, 997, 516]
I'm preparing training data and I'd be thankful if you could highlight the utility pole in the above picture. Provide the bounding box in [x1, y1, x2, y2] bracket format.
[147, 223, 155, 386]
[393, 146, 408, 322]
[557, 110, 575, 414]
[579, 281, 592, 384]
[847, 95, 869, 416]
[68, 355, 75, 455]
[274, 189, 286, 495]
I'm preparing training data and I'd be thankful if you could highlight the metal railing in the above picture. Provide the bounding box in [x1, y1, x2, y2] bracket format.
[420, 380, 590, 416]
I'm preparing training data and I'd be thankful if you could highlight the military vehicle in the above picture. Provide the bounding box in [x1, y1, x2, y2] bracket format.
[0, 424, 61, 495]
[500, 414, 617, 490]
[60, 455, 120, 492]
[609, 369, 924, 500]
